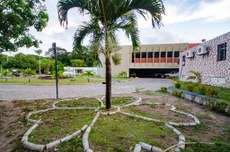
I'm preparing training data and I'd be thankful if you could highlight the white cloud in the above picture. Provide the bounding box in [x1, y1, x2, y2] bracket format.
[17, 0, 230, 55]
[163, 0, 230, 24]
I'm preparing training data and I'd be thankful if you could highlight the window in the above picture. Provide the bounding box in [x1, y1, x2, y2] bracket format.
[148, 52, 153, 58]
[174, 51, 180, 57]
[161, 52, 166, 57]
[167, 52, 173, 57]
[154, 52, 159, 58]
[135, 52, 140, 58]
[141, 52, 146, 58]
[217, 43, 227, 61]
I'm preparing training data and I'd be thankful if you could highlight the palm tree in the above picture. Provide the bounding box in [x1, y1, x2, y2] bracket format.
[57, 0, 165, 110]
[188, 70, 202, 83]
[84, 70, 94, 82]
[35, 49, 42, 75]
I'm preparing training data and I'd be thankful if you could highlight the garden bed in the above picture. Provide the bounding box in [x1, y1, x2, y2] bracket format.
[29, 109, 95, 144]
[89, 114, 178, 151]
[0, 92, 229, 151]
[167, 87, 230, 115]
[55, 97, 99, 108]
[122, 104, 194, 123]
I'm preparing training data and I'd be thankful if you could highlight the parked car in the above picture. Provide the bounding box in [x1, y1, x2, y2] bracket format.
[153, 73, 164, 78]
[164, 71, 179, 78]
[12, 70, 20, 77]
[129, 73, 136, 78]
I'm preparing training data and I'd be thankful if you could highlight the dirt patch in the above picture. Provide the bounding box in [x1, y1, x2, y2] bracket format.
[133, 91, 230, 144]
[0, 99, 54, 151]
[123, 104, 194, 123]
[0, 101, 27, 151]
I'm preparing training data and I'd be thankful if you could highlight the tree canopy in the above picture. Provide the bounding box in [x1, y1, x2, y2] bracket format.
[0, 0, 49, 51]
[58, 0, 165, 109]
[3, 53, 38, 70]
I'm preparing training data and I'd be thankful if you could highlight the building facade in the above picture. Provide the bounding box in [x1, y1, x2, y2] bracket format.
[180, 32, 230, 88]
[100, 43, 198, 77]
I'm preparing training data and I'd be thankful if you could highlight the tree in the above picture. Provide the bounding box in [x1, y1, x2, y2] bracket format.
[3, 53, 38, 70]
[71, 59, 85, 67]
[57, 0, 165, 109]
[0, 53, 7, 73]
[84, 70, 94, 83]
[72, 45, 101, 67]
[35, 49, 43, 75]
[188, 70, 202, 83]
[0, 0, 49, 51]
[50, 60, 64, 74]
[41, 58, 51, 74]
[46, 47, 71, 66]
[23, 68, 36, 82]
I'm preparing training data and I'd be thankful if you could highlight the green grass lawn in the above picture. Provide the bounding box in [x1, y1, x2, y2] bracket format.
[89, 114, 177, 151]
[56, 97, 100, 107]
[103, 96, 135, 106]
[30, 109, 96, 144]
[0, 76, 129, 85]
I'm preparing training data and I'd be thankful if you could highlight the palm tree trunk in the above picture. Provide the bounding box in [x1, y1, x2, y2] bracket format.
[105, 56, 112, 110]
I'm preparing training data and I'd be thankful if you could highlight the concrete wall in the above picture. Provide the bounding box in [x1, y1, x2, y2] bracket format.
[100, 43, 189, 77]
[180, 32, 230, 88]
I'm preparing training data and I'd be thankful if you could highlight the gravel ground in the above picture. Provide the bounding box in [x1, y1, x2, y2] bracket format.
[0, 78, 173, 101]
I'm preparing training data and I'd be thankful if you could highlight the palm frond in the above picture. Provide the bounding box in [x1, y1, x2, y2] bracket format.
[112, 12, 140, 52]
[129, 0, 165, 28]
[57, 0, 85, 27]
[73, 18, 102, 51]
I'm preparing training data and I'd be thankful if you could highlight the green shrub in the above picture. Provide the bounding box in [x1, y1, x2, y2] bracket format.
[174, 83, 181, 89]
[181, 143, 230, 152]
[215, 100, 229, 112]
[172, 90, 183, 97]
[187, 85, 195, 92]
[172, 90, 177, 96]
[118, 71, 127, 78]
[208, 100, 229, 113]
[206, 87, 218, 97]
[194, 85, 206, 95]
[209, 100, 216, 107]
[160, 87, 167, 93]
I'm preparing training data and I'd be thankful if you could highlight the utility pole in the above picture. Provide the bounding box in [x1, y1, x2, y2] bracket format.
[52, 43, 59, 99]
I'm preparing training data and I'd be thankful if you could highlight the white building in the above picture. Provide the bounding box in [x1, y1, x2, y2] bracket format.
[63, 67, 102, 76]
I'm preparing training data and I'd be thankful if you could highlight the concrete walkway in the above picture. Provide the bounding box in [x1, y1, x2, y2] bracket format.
[0, 78, 173, 101]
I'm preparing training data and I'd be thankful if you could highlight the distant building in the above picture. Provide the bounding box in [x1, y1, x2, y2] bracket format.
[180, 32, 230, 88]
[63, 67, 102, 76]
[100, 43, 199, 77]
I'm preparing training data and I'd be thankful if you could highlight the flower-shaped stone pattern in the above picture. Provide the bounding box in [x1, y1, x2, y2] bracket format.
[22, 97, 200, 152]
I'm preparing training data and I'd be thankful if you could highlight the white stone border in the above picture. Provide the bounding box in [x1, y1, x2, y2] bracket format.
[22, 97, 101, 150]
[22, 96, 202, 152]
[117, 102, 200, 152]
[82, 112, 100, 152]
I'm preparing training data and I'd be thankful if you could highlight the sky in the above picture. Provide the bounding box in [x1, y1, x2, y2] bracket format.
[14, 0, 230, 56]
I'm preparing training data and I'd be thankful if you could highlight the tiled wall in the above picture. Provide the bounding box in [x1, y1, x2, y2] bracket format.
[180, 32, 230, 88]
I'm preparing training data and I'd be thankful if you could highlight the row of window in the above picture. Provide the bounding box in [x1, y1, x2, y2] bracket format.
[132, 51, 180, 58]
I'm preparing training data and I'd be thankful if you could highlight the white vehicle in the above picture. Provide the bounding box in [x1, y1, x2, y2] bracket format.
[164, 71, 179, 77]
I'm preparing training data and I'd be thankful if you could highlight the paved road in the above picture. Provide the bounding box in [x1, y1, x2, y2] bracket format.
[0, 78, 173, 101]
